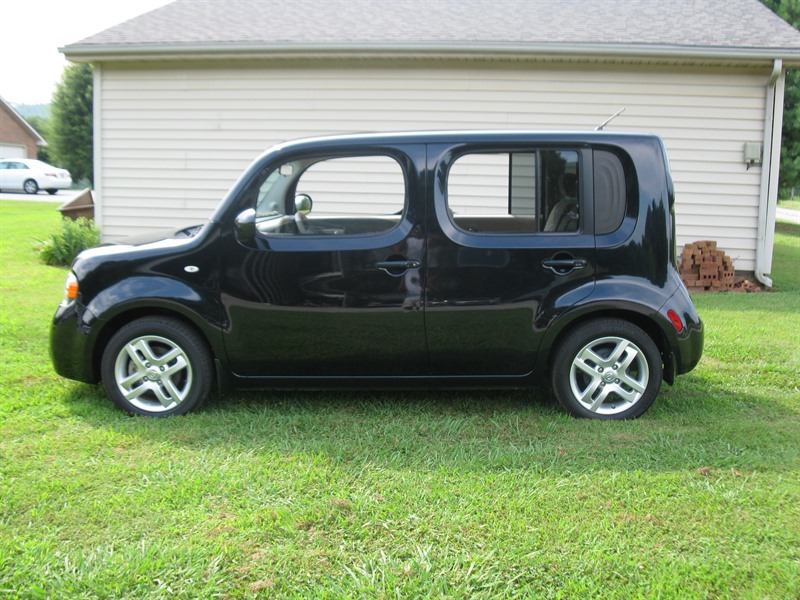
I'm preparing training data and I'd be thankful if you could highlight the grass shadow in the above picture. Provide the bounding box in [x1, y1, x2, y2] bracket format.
[62, 378, 799, 476]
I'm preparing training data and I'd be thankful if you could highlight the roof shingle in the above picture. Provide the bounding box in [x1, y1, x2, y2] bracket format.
[62, 0, 800, 60]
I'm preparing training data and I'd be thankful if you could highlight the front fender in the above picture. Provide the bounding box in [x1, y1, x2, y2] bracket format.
[51, 276, 225, 384]
[85, 276, 216, 323]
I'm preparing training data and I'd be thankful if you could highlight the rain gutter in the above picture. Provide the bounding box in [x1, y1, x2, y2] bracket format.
[60, 41, 800, 65]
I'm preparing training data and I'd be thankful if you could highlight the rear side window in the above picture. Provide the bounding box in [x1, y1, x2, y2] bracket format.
[594, 150, 627, 235]
[446, 150, 580, 234]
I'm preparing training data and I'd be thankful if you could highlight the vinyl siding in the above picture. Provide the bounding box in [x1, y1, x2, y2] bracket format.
[96, 60, 768, 271]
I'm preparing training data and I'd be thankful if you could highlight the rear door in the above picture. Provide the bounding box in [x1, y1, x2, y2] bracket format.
[424, 143, 596, 377]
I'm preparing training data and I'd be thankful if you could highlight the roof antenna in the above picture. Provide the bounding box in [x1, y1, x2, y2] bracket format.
[595, 108, 626, 131]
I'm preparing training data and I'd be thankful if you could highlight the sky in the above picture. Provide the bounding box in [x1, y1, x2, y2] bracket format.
[1, 0, 174, 106]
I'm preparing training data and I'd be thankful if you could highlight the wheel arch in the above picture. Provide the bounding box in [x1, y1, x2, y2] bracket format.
[89, 305, 220, 387]
[539, 307, 675, 384]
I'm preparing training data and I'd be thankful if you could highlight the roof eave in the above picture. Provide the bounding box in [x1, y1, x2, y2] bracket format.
[0, 96, 47, 145]
[61, 41, 800, 66]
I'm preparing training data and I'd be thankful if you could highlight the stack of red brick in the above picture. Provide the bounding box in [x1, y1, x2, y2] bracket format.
[679, 241, 735, 291]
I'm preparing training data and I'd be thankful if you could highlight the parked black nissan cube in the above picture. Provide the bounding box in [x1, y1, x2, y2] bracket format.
[51, 131, 703, 419]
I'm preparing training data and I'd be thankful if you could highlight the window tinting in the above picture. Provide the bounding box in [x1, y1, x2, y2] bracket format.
[594, 150, 627, 235]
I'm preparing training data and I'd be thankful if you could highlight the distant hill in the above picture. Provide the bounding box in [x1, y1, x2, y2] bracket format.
[14, 103, 50, 119]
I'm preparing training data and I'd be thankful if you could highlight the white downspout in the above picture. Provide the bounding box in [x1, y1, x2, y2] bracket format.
[755, 59, 785, 287]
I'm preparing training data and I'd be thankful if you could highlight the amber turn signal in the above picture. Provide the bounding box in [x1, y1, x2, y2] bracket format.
[65, 272, 79, 301]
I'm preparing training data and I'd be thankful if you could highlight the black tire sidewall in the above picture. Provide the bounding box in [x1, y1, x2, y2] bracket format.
[552, 319, 662, 420]
[101, 317, 212, 416]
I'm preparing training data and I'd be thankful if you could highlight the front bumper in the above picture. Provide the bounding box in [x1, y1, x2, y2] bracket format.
[50, 301, 98, 383]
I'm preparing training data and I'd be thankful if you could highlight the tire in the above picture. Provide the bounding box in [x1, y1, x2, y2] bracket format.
[46, 189, 58, 195]
[551, 319, 662, 420]
[101, 317, 213, 416]
[23, 179, 39, 194]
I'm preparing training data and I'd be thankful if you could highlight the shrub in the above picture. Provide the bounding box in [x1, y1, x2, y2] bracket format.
[38, 217, 100, 267]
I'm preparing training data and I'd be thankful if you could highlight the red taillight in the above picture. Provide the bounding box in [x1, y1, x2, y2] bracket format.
[667, 309, 684, 332]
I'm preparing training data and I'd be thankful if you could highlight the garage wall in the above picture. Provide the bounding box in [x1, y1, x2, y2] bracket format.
[0, 104, 40, 159]
[95, 59, 768, 271]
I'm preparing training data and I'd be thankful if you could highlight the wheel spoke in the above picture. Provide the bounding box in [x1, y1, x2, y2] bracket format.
[132, 339, 161, 364]
[573, 355, 601, 378]
[159, 378, 185, 406]
[162, 356, 188, 378]
[123, 343, 149, 371]
[620, 372, 647, 395]
[584, 383, 611, 412]
[607, 339, 630, 366]
[119, 370, 147, 390]
[153, 347, 183, 367]
[613, 384, 640, 403]
[577, 346, 609, 368]
[618, 346, 639, 372]
[152, 384, 174, 407]
[123, 381, 152, 401]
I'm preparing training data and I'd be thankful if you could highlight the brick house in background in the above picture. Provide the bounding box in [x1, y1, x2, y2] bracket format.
[0, 96, 46, 159]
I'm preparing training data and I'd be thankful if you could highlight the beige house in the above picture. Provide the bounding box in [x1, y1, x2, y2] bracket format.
[62, 0, 800, 283]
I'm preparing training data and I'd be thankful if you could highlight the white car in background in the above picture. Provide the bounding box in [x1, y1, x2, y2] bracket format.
[0, 158, 72, 195]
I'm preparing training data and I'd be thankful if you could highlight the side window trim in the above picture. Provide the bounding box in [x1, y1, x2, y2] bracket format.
[244, 146, 424, 252]
[432, 145, 595, 250]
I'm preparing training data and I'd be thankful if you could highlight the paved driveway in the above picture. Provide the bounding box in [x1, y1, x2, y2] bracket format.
[0, 189, 85, 203]
[777, 206, 800, 225]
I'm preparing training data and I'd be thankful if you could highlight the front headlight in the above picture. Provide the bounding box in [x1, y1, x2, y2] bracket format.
[62, 272, 79, 305]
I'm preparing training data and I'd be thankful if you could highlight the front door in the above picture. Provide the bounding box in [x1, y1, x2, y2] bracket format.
[0, 161, 26, 190]
[424, 144, 596, 377]
[219, 146, 428, 378]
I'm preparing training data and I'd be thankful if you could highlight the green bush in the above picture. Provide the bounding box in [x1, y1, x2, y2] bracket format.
[38, 217, 100, 267]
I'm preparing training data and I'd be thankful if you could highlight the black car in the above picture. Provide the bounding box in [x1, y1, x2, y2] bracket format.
[51, 131, 703, 419]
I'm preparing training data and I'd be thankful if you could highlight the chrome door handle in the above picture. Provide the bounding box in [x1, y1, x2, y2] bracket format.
[376, 258, 420, 276]
[541, 258, 587, 274]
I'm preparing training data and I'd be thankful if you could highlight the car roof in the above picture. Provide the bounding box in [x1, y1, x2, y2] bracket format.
[0, 158, 50, 166]
[270, 129, 663, 153]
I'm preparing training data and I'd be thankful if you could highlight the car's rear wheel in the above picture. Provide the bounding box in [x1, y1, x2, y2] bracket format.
[46, 189, 58, 195]
[552, 319, 662, 420]
[23, 179, 39, 194]
[101, 317, 212, 416]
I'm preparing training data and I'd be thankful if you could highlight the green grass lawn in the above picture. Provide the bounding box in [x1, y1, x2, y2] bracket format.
[1, 200, 798, 598]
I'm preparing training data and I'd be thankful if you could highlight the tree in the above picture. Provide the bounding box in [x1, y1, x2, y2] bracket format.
[50, 63, 93, 185]
[25, 115, 51, 163]
[760, 0, 800, 196]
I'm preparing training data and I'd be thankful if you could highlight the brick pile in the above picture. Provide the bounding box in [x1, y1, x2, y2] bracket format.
[679, 241, 735, 291]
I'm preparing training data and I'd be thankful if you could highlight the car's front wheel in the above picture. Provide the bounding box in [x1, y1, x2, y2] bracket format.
[551, 319, 662, 420]
[101, 317, 213, 416]
[23, 179, 39, 194]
